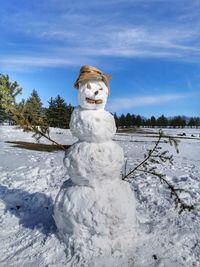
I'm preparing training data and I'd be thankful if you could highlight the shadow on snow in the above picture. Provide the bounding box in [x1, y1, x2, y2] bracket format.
[0, 184, 57, 235]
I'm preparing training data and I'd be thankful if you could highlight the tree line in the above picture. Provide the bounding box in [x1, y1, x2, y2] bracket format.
[0, 73, 199, 129]
[114, 113, 200, 128]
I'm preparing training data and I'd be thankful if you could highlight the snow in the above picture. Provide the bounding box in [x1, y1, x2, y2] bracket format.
[0, 125, 200, 266]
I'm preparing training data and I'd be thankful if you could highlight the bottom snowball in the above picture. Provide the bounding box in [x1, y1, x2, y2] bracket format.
[54, 179, 137, 266]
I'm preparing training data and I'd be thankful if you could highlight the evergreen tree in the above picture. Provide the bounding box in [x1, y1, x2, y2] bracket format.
[135, 115, 142, 127]
[150, 116, 156, 128]
[0, 98, 5, 123]
[125, 113, 132, 128]
[131, 114, 136, 126]
[157, 114, 168, 127]
[46, 95, 73, 128]
[145, 118, 151, 127]
[179, 116, 186, 128]
[8, 89, 50, 139]
[119, 114, 126, 128]
[194, 117, 200, 127]
[170, 116, 186, 128]
[0, 74, 22, 124]
[170, 117, 177, 128]
[141, 118, 146, 127]
[23, 89, 44, 125]
[187, 117, 196, 127]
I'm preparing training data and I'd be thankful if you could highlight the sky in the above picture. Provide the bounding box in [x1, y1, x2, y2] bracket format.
[0, 0, 200, 117]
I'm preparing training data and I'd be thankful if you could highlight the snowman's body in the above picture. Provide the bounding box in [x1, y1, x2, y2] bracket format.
[54, 78, 137, 266]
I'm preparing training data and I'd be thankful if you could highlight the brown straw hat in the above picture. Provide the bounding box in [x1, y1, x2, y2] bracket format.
[73, 65, 112, 91]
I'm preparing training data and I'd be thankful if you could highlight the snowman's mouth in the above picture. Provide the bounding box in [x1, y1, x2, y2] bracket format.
[86, 98, 103, 104]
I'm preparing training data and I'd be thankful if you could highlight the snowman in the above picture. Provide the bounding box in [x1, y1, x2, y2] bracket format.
[54, 66, 137, 266]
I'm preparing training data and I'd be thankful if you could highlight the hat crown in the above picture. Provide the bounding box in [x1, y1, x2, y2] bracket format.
[80, 65, 102, 75]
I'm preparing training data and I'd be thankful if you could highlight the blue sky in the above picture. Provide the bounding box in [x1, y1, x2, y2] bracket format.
[0, 0, 200, 117]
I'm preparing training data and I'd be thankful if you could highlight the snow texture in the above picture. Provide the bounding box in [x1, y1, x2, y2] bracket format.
[0, 126, 200, 267]
[54, 81, 137, 265]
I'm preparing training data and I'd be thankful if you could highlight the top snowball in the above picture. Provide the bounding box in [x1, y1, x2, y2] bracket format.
[78, 80, 109, 110]
[73, 65, 111, 110]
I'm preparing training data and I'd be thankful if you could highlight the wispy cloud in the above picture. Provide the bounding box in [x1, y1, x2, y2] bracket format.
[0, 56, 89, 68]
[108, 93, 196, 112]
[0, 54, 98, 73]
[1, 0, 200, 70]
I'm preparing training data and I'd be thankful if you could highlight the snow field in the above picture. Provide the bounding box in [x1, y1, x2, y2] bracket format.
[0, 126, 200, 266]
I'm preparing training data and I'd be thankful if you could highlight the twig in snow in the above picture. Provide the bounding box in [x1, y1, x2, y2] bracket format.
[122, 130, 194, 213]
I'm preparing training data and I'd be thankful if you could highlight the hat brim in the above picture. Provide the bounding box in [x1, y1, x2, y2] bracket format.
[74, 73, 112, 90]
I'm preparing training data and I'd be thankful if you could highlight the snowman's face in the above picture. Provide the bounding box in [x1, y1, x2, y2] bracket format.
[78, 79, 109, 110]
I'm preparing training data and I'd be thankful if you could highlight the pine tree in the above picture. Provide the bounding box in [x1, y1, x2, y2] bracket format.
[23, 89, 44, 125]
[157, 114, 168, 128]
[119, 114, 126, 128]
[170, 116, 186, 128]
[194, 117, 200, 128]
[6, 89, 50, 142]
[179, 116, 186, 128]
[145, 118, 151, 127]
[0, 98, 4, 123]
[188, 117, 196, 127]
[131, 114, 136, 126]
[125, 113, 132, 128]
[141, 118, 146, 127]
[135, 115, 142, 127]
[46, 95, 73, 129]
[150, 116, 156, 128]
[0, 74, 22, 124]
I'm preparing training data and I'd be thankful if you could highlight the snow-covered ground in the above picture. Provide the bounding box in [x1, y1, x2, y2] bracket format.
[0, 126, 200, 267]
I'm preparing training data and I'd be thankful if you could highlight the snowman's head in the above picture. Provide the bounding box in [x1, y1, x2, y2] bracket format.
[78, 78, 109, 110]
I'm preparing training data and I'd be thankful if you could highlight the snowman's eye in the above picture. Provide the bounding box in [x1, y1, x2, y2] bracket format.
[99, 88, 103, 90]
[87, 83, 91, 89]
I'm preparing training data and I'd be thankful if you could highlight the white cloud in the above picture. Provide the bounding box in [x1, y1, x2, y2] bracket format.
[2, 24, 200, 70]
[1, 0, 200, 69]
[0, 55, 97, 72]
[108, 93, 194, 112]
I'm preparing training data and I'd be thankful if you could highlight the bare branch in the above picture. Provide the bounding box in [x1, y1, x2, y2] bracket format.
[122, 130, 194, 213]
[136, 168, 194, 213]
[122, 130, 163, 180]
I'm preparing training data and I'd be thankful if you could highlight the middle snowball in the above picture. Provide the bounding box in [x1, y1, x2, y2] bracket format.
[70, 107, 116, 142]
[64, 141, 124, 185]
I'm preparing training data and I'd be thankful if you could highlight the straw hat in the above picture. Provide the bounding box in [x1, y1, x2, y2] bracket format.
[73, 65, 112, 91]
